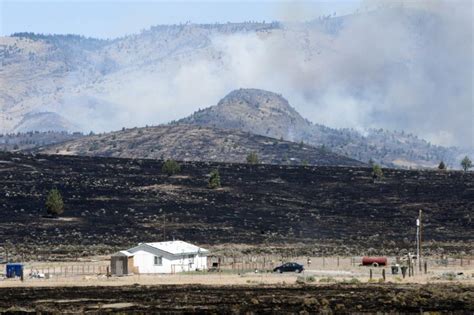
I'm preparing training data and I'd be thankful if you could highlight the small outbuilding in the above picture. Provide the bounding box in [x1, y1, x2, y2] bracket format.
[5, 263, 23, 278]
[111, 240, 208, 275]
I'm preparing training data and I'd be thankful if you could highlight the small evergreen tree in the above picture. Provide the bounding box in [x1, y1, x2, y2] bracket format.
[461, 156, 472, 172]
[162, 159, 181, 176]
[46, 188, 64, 216]
[438, 161, 446, 170]
[372, 164, 384, 183]
[208, 169, 221, 189]
[246, 152, 259, 164]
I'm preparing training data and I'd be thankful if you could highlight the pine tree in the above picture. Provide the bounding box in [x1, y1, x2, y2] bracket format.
[372, 164, 384, 183]
[246, 152, 259, 164]
[208, 169, 221, 189]
[461, 156, 472, 172]
[46, 188, 64, 216]
[162, 159, 181, 176]
[438, 161, 446, 170]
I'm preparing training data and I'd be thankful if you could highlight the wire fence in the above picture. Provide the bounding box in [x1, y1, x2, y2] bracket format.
[1, 255, 470, 280]
[24, 263, 109, 278]
[208, 255, 473, 271]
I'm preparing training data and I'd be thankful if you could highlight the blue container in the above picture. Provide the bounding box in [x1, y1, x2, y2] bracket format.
[6, 263, 23, 278]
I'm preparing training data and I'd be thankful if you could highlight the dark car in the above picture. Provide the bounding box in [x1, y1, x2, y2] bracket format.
[273, 262, 304, 273]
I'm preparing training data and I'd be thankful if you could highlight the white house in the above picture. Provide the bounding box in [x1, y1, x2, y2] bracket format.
[111, 240, 209, 275]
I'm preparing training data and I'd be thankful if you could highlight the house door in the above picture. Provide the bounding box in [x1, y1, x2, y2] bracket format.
[115, 260, 124, 276]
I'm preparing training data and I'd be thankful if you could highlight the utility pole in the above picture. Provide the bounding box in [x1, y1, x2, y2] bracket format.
[417, 209, 423, 272]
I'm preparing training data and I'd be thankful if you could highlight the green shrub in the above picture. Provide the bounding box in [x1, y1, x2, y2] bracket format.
[162, 159, 181, 176]
[319, 277, 335, 283]
[372, 164, 384, 181]
[246, 152, 259, 164]
[296, 276, 315, 284]
[341, 277, 360, 284]
[438, 161, 446, 170]
[208, 169, 221, 189]
[46, 188, 64, 216]
[306, 275, 316, 282]
[296, 276, 306, 284]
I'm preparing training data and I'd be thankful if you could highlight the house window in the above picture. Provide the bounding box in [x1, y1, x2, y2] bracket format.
[188, 254, 194, 263]
[154, 256, 162, 266]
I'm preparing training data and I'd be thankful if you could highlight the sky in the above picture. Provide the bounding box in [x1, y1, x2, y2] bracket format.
[0, 0, 362, 39]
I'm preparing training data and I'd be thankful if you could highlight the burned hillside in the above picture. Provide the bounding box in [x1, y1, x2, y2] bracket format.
[0, 152, 472, 260]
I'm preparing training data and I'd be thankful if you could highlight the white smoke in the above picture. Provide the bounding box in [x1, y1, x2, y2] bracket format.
[56, 0, 472, 149]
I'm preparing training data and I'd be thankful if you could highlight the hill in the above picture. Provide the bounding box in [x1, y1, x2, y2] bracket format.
[0, 152, 472, 260]
[181, 89, 313, 142]
[39, 124, 364, 167]
[180, 89, 465, 168]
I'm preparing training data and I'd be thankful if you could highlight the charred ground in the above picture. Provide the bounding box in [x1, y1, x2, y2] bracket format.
[0, 284, 472, 313]
[0, 152, 472, 260]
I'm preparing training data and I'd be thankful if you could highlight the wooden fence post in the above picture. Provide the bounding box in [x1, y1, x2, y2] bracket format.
[382, 269, 386, 281]
[369, 269, 373, 280]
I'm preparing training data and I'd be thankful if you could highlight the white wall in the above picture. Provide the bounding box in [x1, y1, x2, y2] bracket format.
[132, 250, 208, 274]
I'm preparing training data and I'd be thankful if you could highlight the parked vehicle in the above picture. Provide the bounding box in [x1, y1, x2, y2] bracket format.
[273, 262, 304, 273]
[361, 257, 388, 267]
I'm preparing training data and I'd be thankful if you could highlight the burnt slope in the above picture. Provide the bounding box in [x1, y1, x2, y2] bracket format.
[180, 88, 467, 169]
[39, 124, 364, 167]
[0, 152, 472, 260]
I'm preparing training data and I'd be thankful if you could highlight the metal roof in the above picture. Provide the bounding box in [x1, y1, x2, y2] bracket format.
[143, 240, 209, 255]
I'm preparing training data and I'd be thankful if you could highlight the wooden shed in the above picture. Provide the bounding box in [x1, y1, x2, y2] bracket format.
[111, 250, 135, 276]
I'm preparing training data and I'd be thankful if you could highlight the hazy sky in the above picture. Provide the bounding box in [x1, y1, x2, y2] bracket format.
[0, 0, 362, 39]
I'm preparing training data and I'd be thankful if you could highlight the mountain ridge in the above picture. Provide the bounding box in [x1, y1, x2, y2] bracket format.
[179, 88, 467, 168]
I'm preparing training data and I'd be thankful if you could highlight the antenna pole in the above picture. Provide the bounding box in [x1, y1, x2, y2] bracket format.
[418, 209, 422, 272]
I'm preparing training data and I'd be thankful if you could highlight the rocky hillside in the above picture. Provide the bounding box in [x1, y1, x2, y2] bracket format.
[181, 89, 312, 142]
[39, 124, 364, 167]
[0, 23, 280, 133]
[180, 89, 465, 168]
[0, 152, 472, 260]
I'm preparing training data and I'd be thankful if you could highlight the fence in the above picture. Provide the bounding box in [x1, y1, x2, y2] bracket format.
[208, 255, 473, 272]
[25, 263, 109, 278]
[8, 255, 473, 279]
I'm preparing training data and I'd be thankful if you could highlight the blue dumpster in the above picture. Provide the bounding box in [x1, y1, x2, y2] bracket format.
[6, 263, 23, 278]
